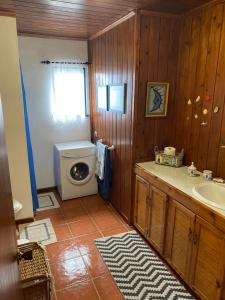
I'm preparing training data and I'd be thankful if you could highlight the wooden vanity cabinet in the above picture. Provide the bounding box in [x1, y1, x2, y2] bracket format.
[166, 200, 195, 282]
[133, 175, 149, 235]
[190, 216, 225, 300]
[133, 170, 225, 300]
[166, 201, 225, 300]
[146, 186, 168, 253]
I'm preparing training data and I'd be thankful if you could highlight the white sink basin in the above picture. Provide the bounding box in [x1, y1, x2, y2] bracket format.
[193, 183, 225, 211]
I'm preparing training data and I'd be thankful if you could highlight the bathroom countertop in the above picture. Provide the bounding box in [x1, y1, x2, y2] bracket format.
[136, 161, 225, 218]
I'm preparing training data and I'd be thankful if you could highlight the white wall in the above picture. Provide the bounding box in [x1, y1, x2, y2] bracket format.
[18, 37, 90, 189]
[0, 16, 33, 220]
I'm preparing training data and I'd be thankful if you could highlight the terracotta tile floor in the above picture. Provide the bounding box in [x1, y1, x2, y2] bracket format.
[35, 192, 133, 300]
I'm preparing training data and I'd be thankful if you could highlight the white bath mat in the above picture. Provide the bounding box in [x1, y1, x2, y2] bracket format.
[37, 192, 60, 211]
[19, 218, 57, 246]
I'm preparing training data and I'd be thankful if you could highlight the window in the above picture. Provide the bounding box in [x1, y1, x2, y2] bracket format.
[51, 65, 87, 122]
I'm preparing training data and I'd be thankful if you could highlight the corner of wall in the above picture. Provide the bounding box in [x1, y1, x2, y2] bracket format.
[0, 15, 33, 220]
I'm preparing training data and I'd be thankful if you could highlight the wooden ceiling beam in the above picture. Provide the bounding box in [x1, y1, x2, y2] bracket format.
[17, 21, 100, 32]
[0, 9, 16, 17]
[89, 10, 136, 40]
[183, 0, 224, 15]
[18, 32, 87, 40]
[12, 0, 126, 15]
[2, 4, 122, 19]
[140, 9, 181, 18]
[17, 21, 98, 31]
[13, 11, 112, 25]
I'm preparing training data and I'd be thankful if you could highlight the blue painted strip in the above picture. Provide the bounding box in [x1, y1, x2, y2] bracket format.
[20, 66, 39, 211]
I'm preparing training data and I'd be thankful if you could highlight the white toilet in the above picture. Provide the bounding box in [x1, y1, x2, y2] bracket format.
[13, 199, 29, 244]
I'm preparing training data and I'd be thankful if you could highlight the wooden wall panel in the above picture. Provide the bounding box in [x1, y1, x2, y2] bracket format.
[133, 14, 180, 162]
[89, 12, 181, 220]
[174, 2, 225, 178]
[89, 17, 135, 221]
[89, 3, 225, 219]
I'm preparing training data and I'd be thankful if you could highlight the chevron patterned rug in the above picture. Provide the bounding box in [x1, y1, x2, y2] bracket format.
[95, 231, 195, 300]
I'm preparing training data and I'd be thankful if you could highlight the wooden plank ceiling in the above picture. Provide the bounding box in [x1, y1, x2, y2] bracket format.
[0, 0, 212, 39]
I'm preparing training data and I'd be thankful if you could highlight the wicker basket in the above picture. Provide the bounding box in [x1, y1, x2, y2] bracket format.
[18, 242, 51, 300]
[154, 146, 184, 168]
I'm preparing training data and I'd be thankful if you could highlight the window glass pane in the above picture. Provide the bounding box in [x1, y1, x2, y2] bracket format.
[51, 66, 86, 122]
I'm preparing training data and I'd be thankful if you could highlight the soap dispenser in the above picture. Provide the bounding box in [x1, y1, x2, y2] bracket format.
[188, 162, 197, 177]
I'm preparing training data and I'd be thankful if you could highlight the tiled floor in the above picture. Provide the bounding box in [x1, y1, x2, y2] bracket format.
[35, 192, 133, 300]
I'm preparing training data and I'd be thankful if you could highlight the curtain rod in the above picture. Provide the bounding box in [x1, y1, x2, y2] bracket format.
[40, 60, 90, 65]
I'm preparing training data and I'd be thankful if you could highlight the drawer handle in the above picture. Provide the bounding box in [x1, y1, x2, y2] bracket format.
[146, 196, 151, 205]
[216, 280, 221, 289]
[193, 233, 198, 245]
[188, 228, 193, 241]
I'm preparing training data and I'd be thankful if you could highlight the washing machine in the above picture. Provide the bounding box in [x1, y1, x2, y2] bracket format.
[54, 141, 98, 200]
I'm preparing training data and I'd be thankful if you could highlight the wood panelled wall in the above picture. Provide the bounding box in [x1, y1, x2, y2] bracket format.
[88, 17, 135, 221]
[89, 12, 181, 221]
[89, 3, 225, 219]
[174, 1, 225, 178]
[133, 12, 180, 162]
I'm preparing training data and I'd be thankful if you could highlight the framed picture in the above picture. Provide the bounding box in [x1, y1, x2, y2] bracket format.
[108, 84, 126, 114]
[96, 85, 108, 111]
[145, 82, 169, 117]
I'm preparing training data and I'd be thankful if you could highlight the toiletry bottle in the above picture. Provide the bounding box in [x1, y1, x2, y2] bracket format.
[188, 162, 197, 177]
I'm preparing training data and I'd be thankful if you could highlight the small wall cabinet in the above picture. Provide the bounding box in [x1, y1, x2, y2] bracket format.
[133, 169, 225, 300]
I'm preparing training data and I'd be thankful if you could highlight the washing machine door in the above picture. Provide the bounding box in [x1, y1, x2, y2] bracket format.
[67, 159, 93, 185]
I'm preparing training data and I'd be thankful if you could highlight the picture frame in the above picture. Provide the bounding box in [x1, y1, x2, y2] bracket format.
[96, 85, 108, 111]
[108, 83, 126, 114]
[145, 82, 169, 117]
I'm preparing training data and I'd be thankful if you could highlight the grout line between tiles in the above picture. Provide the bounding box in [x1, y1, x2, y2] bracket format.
[91, 278, 102, 300]
[79, 199, 104, 238]
[54, 278, 92, 293]
[40, 192, 127, 299]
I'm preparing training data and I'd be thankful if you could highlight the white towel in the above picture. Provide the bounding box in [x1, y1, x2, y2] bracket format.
[95, 141, 107, 180]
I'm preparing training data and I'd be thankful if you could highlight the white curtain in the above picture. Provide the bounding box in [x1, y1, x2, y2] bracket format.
[51, 64, 86, 122]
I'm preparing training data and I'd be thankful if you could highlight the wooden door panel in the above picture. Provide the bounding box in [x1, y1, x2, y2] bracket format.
[0, 98, 23, 300]
[147, 186, 168, 253]
[133, 175, 149, 235]
[190, 216, 225, 300]
[166, 200, 195, 281]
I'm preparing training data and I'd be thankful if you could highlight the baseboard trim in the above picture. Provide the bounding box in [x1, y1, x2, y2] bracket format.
[16, 217, 34, 225]
[37, 186, 57, 193]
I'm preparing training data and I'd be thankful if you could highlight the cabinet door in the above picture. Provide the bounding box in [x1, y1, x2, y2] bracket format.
[147, 186, 168, 253]
[190, 216, 225, 300]
[133, 175, 150, 235]
[166, 200, 195, 281]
